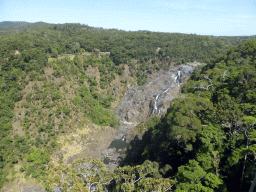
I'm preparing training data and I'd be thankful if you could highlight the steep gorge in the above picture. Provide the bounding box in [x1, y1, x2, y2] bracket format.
[83, 62, 203, 172]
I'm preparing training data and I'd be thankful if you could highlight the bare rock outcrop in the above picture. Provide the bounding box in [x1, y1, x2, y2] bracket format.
[114, 62, 203, 137]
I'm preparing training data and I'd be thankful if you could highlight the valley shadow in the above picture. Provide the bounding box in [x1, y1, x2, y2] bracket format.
[121, 122, 198, 175]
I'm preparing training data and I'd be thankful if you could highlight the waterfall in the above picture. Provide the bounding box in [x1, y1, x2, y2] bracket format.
[152, 70, 182, 115]
[156, 94, 160, 101]
[174, 70, 181, 86]
[153, 88, 171, 115]
[163, 88, 170, 94]
[154, 94, 160, 114]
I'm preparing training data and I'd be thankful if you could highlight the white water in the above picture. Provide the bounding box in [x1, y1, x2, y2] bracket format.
[174, 70, 181, 86]
[153, 88, 171, 114]
[163, 88, 170, 94]
[154, 94, 160, 113]
[153, 70, 181, 115]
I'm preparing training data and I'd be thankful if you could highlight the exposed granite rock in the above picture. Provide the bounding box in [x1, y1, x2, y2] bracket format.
[114, 62, 203, 138]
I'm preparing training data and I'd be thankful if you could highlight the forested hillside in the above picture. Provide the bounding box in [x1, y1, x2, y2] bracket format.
[0, 21, 31, 29]
[0, 22, 256, 191]
[123, 40, 256, 191]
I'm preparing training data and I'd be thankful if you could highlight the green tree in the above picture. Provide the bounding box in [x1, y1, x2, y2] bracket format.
[175, 160, 224, 191]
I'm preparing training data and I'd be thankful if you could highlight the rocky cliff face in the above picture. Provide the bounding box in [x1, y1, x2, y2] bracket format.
[114, 62, 203, 139]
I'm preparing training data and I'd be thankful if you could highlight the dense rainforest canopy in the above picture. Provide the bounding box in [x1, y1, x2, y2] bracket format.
[0, 22, 256, 191]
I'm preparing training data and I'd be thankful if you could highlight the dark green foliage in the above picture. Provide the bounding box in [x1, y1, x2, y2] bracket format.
[83, 54, 117, 87]
[100, 96, 113, 109]
[73, 84, 118, 127]
[124, 96, 215, 170]
[62, 106, 71, 116]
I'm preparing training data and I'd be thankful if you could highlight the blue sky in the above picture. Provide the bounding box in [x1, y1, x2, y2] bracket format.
[0, 0, 256, 36]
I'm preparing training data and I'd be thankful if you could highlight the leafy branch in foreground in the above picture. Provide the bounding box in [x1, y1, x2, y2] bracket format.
[43, 158, 175, 192]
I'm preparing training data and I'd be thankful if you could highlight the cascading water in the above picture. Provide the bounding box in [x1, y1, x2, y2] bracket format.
[153, 70, 182, 115]
[153, 94, 160, 114]
[174, 70, 181, 86]
[153, 88, 171, 115]
[163, 88, 170, 94]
